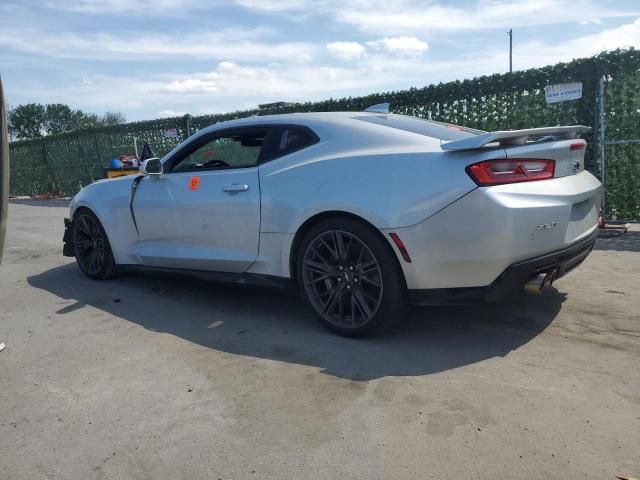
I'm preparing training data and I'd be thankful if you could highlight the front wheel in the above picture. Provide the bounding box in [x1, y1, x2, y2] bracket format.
[296, 217, 407, 337]
[72, 210, 116, 280]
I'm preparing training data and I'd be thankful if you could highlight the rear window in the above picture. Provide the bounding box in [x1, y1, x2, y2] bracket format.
[353, 114, 484, 141]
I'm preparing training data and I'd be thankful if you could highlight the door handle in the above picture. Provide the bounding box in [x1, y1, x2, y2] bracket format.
[222, 184, 249, 193]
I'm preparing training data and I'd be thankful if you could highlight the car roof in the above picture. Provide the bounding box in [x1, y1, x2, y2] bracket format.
[196, 111, 482, 142]
[200, 111, 371, 130]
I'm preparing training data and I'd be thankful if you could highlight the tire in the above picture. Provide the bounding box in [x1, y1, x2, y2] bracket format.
[72, 209, 117, 280]
[296, 217, 407, 337]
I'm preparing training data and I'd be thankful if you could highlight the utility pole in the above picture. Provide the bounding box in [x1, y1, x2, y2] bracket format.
[507, 29, 513, 73]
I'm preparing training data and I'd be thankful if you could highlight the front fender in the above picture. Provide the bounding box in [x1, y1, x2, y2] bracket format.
[70, 177, 141, 265]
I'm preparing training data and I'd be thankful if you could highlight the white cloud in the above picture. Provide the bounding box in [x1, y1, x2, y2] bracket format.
[119, 101, 144, 110]
[579, 18, 602, 25]
[156, 60, 375, 98]
[508, 17, 640, 69]
[159, 109, 186, 117]
[326, 41, 366, 60]
[163, 77, 219, 94]
[295, 52, 314, 63]
[366, 36, 428, 56]
[233, 0, 313, 12]
[261, 0, 639, 34]
[4, 1, 640, 123]
[0, 28, 317, 63]
[35, 0, 640, 29]
[115, 17, 640, 117]
[42, 0, 206, 15]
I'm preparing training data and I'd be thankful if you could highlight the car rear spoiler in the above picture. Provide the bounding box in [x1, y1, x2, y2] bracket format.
[440, 125, 591, 151]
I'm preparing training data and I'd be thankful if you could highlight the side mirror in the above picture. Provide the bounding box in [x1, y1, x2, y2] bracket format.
[140, 157, 163, 176]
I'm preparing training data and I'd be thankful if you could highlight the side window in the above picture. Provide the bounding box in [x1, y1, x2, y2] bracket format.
[275, 127, 317, 157]
[171, 129, 267, 172]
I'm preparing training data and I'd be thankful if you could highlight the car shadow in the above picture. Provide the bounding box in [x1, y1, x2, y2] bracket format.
[28, 264, 565, 381]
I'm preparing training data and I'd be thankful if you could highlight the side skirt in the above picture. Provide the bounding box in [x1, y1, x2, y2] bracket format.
[117, 264, 295, 290]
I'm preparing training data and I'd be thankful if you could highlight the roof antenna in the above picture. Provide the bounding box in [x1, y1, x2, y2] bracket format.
[363, 102, 390, 114]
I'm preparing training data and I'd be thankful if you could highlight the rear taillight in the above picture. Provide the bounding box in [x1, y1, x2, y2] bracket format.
[465, 159, 555, 186]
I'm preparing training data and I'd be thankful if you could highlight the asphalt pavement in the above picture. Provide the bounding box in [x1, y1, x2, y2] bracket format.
[1, 199, 639, 479]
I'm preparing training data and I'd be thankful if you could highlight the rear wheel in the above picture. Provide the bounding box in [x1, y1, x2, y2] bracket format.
[296, 217, 407, 336]
[72, 210, 116, 280]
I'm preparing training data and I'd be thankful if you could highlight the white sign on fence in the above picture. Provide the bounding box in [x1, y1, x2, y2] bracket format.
[162, 128, 178, 138]
[544, 82, 583, 104]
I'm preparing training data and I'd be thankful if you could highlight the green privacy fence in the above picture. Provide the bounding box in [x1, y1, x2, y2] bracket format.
[9, 48, 640, 218]
[8, 117, 191, 196]
[602, 66, 640, 220]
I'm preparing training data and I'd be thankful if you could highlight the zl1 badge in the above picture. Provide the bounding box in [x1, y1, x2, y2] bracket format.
[188, 176, 200, 191]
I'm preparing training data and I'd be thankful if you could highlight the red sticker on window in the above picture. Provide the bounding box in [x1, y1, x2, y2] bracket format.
[188, 176, 200, 191]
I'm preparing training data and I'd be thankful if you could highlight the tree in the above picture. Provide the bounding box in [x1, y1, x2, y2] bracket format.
[8, 103, 126, 140]
[100, 111, 126, 126]
[45, 104, 85, 135]
[8, 104, 46, 140]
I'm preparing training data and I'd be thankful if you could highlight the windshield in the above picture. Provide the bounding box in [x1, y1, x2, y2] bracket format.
[353, 114, 484, 141]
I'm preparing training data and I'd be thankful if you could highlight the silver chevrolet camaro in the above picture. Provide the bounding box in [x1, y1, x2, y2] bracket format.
[63, 106, 601, 336]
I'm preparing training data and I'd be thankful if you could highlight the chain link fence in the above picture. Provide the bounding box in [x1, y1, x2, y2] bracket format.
[8, 49, 640, 218]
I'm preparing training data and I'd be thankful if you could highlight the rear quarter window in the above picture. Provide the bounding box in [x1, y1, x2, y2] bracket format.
[262, 126, 318, 162]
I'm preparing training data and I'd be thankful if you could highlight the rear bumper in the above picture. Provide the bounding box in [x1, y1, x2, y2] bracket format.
[386, 171, 601, 290]
[408, 229, 597, 305]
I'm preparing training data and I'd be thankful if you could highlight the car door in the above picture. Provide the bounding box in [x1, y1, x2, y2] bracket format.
[131, 126, 271, 273]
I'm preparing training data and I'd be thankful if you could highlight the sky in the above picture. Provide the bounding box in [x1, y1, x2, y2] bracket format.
[0, 0, 639, 122]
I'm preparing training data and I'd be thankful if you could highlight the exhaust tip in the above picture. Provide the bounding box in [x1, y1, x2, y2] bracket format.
[524, 273, 548, 295]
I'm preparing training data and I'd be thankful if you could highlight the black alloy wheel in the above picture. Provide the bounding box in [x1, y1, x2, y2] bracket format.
[72, 210, 116, 279]
[297, 218, 406, 336]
